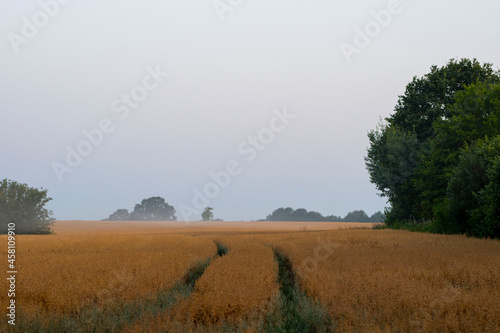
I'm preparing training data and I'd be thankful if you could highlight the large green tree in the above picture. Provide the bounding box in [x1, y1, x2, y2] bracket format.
[366, 58, 500, 226]
[0, 179, 54, 234]
[416, 81, 500, 219]
[390, 58, 499, 142]
[129, 197, 177, 221]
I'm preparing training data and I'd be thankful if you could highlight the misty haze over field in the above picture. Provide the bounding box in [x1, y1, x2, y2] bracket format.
[1, 0, 500, 220]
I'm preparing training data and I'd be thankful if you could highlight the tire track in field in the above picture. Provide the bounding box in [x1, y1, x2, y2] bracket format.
[10, 241, 228, 333]
[180, 241, 228, 290]
[166, 237, 279, 329]
[264, 247, 333, 332]
[118, 240, 229, 332]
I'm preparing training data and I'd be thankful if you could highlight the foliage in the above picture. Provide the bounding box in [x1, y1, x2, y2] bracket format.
[266, 207, 323, 221]
[0, 178, 54, 234]
[481, 156, 500, 238]
[342, 210, 371, 222]
[365, 123, 421, 224]
[129, 197, 176, 221]
[369, 211, 385, 223]
[266, 207, 383, 222]
[366, 58, 500, 235]
[201, 207, 214, 221]
[106, 209, 130, 221]
[106, 197, 176, 221]
[436, 137, 500, 238]
[416, 81, 500, 221]
[266, 207, 295, 221]
[389, 58, 499, 142]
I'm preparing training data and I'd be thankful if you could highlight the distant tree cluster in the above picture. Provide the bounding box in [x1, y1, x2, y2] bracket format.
[365, 58, 500, 238]
[265, 207, 384, 223]
[106, 197, 177, 221]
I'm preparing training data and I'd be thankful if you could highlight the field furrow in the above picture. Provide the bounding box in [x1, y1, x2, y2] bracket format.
[1, 234, 216, 316]
[268, 229, 500, 332]
[177, 236, 279, 325]
[2, 221, 499, 332]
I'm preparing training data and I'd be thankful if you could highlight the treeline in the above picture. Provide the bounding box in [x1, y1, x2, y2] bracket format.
[105, 197, 177, 221]
[265, 207, 384, 222]
[366, 58, 500, 238]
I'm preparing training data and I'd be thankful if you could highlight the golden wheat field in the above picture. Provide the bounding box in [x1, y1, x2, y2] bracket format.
[7, 233, 217, 315]
[1, 220, 499, 332]
[178, 236, 278, 324]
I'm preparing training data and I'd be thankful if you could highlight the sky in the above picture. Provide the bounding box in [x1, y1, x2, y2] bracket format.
[1, 0, 500, 221]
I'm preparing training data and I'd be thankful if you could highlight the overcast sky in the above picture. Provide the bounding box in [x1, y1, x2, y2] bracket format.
[1, 0, 499, 221]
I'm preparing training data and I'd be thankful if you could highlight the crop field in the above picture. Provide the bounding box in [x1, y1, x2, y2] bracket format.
[1, 221, 499, 332]
[4, 233, 217, 315]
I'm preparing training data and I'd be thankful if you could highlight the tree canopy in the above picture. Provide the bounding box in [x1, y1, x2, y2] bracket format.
[437, 137, 500, 238]
[201, 207, 214, 221]
[107, 209, 130, 221]
[106, 197, 177, 221]
[0, 179, 54, 234]
[365, 58, 500, 238]
[265, 207, 383, 222]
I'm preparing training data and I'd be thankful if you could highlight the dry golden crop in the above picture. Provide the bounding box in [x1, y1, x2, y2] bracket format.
[123, 235, 279, 332]
[268, 229, 500, 332]
[2, 221, 499, 332]
[51, 220, 373, 235]
[0, 232, 216, 316]
[177, 235, 279, 325]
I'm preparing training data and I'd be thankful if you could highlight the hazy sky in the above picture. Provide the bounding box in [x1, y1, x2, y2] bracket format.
[1, 0, 500, 221]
